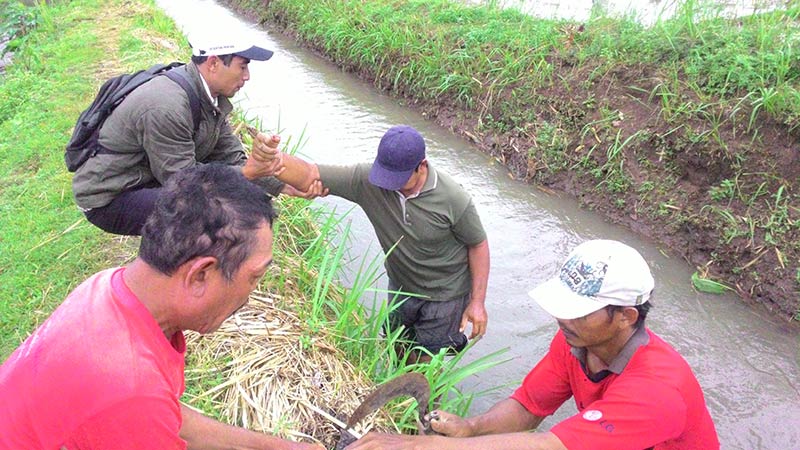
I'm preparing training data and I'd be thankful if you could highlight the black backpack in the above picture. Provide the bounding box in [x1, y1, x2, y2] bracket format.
[64, 62, 201, 172]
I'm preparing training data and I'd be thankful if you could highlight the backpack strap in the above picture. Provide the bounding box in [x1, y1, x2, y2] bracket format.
[163, 69, 202, 135]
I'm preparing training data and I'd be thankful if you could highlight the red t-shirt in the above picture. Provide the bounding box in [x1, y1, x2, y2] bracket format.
[0, 268, 187, 449]
[511, 329, 719, 450]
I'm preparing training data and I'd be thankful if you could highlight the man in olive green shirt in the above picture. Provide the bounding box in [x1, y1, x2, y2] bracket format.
[272, 125, 490, 362]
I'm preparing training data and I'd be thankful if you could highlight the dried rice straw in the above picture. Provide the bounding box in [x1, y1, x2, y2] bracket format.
[185, 289, 395, 448]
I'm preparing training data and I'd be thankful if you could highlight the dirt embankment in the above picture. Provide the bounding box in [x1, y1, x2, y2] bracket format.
[227, 0, 800, 322]
[407, 63, 799, 321]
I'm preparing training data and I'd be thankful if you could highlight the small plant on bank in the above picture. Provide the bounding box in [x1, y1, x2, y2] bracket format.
[533, 121, 570, 173]
[709, 178, 736, 202]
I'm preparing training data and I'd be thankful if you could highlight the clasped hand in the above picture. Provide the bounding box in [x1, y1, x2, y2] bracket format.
[245, 130, 285, 178]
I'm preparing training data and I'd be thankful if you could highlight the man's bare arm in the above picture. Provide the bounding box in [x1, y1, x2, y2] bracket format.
[180, 404, 324, 450]
[241, 132, 323, 196]
[436, 398, 543, 437]
[275, 153, 321, 192]
[346, 399, 564, 450]
[346, 431, 566, 450]
[281, 180, 328, 199]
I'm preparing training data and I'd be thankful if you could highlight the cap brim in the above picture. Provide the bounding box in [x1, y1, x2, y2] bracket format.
[234, 45, 274, 61]
[368, 162, 414, 191]
[528, 277, 609, 320]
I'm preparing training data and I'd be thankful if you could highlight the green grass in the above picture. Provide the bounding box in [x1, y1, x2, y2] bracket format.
[264, 0, 800, 129]
[0, 0, 187, 354]
[267, 0, 562, 113]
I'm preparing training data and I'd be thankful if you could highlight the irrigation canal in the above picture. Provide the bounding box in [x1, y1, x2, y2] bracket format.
[155, 1, 800, 448]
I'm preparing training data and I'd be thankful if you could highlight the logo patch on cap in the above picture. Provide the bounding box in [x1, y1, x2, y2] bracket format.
[559, 255, 608, 297]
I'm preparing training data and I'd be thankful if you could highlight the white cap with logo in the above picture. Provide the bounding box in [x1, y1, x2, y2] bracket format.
[529, 240, 654, 320]
[190, 38, 274, 61]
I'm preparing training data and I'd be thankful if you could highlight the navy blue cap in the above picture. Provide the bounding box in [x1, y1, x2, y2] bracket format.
[368, 125, 426, 191]
[232, 45, 273, 61]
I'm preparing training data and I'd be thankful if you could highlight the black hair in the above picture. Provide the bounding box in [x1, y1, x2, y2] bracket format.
[605, 300, 652, 328]
[191, 53, 236, 66]
[139, 164, 277, 281]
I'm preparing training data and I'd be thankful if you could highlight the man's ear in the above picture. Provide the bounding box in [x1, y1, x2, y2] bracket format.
[620, 306, 639, 327]
[207, 55, 220, 72]
[184, 256, 218, 297]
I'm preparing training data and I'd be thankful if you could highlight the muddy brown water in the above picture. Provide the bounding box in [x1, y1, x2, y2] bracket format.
[157, 1, 800, 448]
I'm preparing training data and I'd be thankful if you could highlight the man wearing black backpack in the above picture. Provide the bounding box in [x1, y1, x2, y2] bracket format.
[70, 38, 316, 235]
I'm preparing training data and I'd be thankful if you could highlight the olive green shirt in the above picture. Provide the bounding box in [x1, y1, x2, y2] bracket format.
[318, 162, 486, 301]
[72, 63, 283, 209]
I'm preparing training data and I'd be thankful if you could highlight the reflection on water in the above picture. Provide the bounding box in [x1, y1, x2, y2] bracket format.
[156, 1, 800, 448]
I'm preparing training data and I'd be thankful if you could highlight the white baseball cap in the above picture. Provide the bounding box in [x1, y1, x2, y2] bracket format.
[191, 39, 273, 61]
[529, 240, 654, 320]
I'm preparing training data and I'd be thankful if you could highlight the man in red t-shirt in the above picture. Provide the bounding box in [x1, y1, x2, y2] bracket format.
[0, 165, 323, 450]
[346, 240, 720, 450]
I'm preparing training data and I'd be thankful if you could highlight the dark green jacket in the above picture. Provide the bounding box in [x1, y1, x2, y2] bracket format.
[72, 63, 283, 209]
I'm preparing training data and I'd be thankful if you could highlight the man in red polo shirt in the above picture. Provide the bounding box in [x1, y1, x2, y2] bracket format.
[0, 165, 322, 450]
[346, 240, 720, 450]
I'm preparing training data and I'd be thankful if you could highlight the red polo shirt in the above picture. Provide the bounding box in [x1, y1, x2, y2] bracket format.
[0, 268, 186, 449]
[511, 327, 719, 449]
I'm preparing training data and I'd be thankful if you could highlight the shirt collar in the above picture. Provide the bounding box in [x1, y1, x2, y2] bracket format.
[198, 73, 218, 107]
[420, 163, 438, 194]
[397, 163, 438, 200]
[571, 325, 650, 376]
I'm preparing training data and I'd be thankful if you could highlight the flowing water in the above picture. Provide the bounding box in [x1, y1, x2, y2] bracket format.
[156, 1, 800, 448]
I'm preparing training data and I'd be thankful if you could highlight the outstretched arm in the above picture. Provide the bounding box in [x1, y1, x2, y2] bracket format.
[246, 132, 321, 192]
[274, 153, 322, 193]
[433, 398, 543, 438]
[461, 239, 490, 338]
[281, 180, 328, 199]
[180, 404, 324, 450]
[346, 399, 564, 450]
[243, 133, 326, 198]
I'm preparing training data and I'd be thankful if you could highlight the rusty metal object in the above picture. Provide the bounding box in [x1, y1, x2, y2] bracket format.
[334, 372, 434, 449]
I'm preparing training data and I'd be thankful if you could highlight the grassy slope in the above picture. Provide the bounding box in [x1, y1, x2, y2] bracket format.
[0, 0, 189, 356]
[234, 0, 800, 319]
